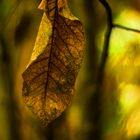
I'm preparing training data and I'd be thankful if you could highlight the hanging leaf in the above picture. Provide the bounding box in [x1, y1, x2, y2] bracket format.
[22, 0, 85, 127]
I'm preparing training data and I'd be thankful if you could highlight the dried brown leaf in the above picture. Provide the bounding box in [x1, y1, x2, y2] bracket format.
[22, 0, 85, 127]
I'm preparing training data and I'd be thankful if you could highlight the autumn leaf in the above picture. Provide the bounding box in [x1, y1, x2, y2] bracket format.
[22, 0, 85, 127]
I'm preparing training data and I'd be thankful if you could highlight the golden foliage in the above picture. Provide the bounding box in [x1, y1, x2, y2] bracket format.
[22, 0, 85, 127]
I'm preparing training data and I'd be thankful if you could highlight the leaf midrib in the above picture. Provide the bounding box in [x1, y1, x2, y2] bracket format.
[44, 0, 58, 97]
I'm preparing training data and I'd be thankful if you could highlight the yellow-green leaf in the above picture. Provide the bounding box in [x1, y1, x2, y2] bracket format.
[22, 0, 85, 127]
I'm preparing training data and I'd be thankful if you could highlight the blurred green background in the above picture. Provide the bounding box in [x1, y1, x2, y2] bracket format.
[1, 0, 140, 140]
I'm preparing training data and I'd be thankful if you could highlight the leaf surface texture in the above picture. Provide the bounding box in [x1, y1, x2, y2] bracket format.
[22, 0, 85, 127]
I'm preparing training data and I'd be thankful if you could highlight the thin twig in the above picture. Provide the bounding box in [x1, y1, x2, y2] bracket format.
[113, 24, 140, 33]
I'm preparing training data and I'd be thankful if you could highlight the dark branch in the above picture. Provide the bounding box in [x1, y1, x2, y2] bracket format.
[99, 0, 113, 27]
[113, 24, 140, 33]
[98, 0, 113, 76]
[93, 0, 113, 139]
